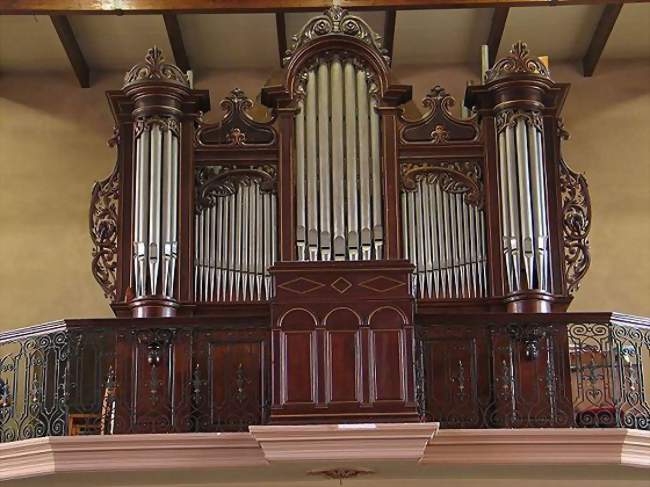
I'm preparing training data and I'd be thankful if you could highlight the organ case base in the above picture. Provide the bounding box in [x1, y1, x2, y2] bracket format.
[270, 260, 419, 423]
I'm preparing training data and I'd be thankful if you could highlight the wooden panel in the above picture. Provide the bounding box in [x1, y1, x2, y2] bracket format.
[283, 331, 315, 403]
[206, 340, 263, 430]
[371, 329, 403, 401]
[325, 308, 361, 403]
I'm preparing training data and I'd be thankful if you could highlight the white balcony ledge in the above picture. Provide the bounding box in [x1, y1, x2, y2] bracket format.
[1, 426, 648, 484]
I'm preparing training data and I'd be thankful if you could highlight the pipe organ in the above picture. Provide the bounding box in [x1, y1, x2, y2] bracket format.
[89, 7, 592, 425]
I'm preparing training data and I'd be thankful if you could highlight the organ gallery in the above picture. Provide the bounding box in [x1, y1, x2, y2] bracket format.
[1, 7, 647, 442]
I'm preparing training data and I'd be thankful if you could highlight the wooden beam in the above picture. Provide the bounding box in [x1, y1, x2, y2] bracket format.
[49, 15, 90, 88]
[384, 8, 397, 61]
[582, 3, 623, 77]
[486, 6, 509, 65]
[1, 1, 643, 15]
[276, 12, 287, 67]
[163, 13, 190, 72]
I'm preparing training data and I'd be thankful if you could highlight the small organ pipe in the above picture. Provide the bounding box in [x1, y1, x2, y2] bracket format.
[422, 182, 433, 299]
[263, 192, 272, 299]
[241, 184, 250, 300]
[344, 61, 359, 260]
[148, 123, 162, 296]
[357, 69, 372, 260]
[215, 197, 223, 301]
[306, 70, 319, 261]
[415, 180, 426, 295]
[498, 129, 514, 292]
[515, 117, 535, 288]
[369, 90, 383, 258]
[428, 183, 441, 299]
[330, 59, 346, 260]
[318, 62, 332, 260]
[505, 123, 522, 291]
[295, 100, 306, 260]
[536, 130, 549, 291]
[255, 184, 264, 300]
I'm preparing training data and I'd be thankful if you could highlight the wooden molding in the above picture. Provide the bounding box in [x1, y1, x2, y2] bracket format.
[487, 6, 509, 65]
[163, 13, 191, 73]
[582, 3, 623, 77]
[49, 15, 90, 88]
[2, 1, 643, 15]
[249, 423, 439, 462]
[421, 428, 650, 468]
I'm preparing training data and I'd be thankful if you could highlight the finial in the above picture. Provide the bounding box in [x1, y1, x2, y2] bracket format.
[484, 41, 551, 83]
[123, 46, 189, 88]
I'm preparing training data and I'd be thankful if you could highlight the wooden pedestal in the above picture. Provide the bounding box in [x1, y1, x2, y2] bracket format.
[270, 260, 419, 423]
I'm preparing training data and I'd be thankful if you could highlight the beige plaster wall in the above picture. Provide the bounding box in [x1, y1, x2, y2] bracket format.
[0, 60, 648, 331]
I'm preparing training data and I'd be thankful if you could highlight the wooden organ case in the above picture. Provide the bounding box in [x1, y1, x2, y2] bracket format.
[90, 7, 591, 427]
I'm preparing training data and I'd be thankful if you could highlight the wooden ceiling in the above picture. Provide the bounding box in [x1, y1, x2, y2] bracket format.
[0, 1, 648, 87]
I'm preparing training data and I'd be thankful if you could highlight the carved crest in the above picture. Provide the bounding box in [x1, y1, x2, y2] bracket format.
[558, 121, 591, 296]
[283, 6, 389, 66]
[401, 160, 484, 208]
[399, 86, 479, 144]
[123, 46, 189, 88]
[484, 42, 551, 83]
[89, 159, 119, 302]
[195, 89, 276, 146]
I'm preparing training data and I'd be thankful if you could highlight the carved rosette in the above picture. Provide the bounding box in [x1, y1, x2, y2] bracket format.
[196, 165, 277, 212]
[400, 160, 484, 208]
[558, 124, 591, 295]
[283, 6, 389, 66]
[89, 159, 119, 301]
[484, 41, 551, 83]
[123, 46, 189, 88]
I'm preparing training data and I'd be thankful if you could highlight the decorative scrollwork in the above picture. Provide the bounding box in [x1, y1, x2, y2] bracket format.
[293, 53, 379, 102]
[400, 160, 484, 207]
[484, 41, 551, 83]
[123, 46, 189, 88]
[283, 6, 389, 66]
[195, 88, 276, 146]
[89, 155, 119, 302]
[196, 165, 277, 212]
[399, 85, 479, 144]
[558, 121, 591, 295]
[495, 109, 543, 134]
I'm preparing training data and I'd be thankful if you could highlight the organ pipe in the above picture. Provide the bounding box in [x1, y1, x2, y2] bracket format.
[294, 58, 384, 262]
[133, 118, 179, 300]
[194, 174, 277, 303]
[401, 177, 488, 300]
[497, 110, 550, 293]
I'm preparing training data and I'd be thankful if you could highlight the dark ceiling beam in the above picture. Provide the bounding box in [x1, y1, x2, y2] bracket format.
[276, 12, 287, 67]
[486, 6, 509, 65]
[163, 13, 191, 72]
[49, 15, 90, 88]
[384, 8, 396, 61]
[582, 3, 623, 77]
[1, 1, 642, 15]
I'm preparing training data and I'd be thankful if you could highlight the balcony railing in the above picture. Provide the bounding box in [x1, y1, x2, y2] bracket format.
[0, 313, 648, 443]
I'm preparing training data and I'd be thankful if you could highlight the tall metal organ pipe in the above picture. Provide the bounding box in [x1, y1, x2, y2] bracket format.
[133, 117, 179, 299]
[497, 110, 550, 293]
[294, 58, 384, 261]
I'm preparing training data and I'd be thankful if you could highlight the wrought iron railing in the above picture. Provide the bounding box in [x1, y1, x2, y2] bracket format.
[416, 312, 649, 430]
[0, 313, 647, 444]
[0, 318, 269, 443]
